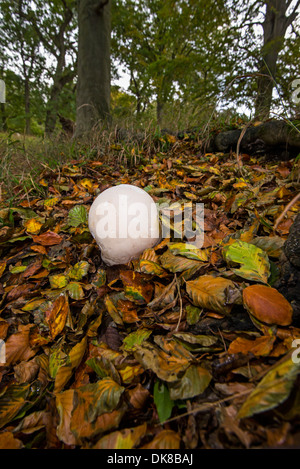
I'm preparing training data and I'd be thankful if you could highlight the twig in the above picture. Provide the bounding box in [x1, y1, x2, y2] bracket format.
[158, 389, 253, 425]
[274, 192, 300, 232]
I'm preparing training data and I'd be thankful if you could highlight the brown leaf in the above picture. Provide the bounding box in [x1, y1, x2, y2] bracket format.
[32, 231, 63, 246]
[5, 324, 37, 366]
[141, 430, 181, 449]
[134, 340, 190, 382]
[120, 270, 153, 304]
[126, 383, 150, 410]
[243, 285, 293, 326]
[93, 422, 147, 449]
[228, 335, 276, 357]
[54, 336, 87, 393]
[14, 357, 40, 383]
[0, 319, 9, 340]
[6, 283, 36, 302]
[56, 389, 77, 446]
[0, 432, 23, 449]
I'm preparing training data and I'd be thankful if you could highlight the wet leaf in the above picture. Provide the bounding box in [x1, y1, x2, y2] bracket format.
[104, 295, 124, 326]
[153, 380, 174, 423]
[93, 422, 146, 449]
[160, 249, 203, 274]
[141, 430, 181, 449]
[168, 364, 212, 400]
[223, 240, 270, 283]
[24, 218, 43, 235]
[186, 304, 202, 325]
[68, 261, 89, 280]
[168, 242, 209, 261]
[243, 284, 293, 326]
[69, 378, 125, 441]
[4, 324, 37, 366]
[45, 294, 70, 339]
[0, 432, 23, 449]
[134, 341, 190, 382]
[67, 281, 84, 300]
[120, 270, 153, 304]
[238, 353, 300, 418]
[31, 231, 63, 246]
[0, 384, 31, 429]
[228, 335, 276, 356]
[49, 274, 69, 289]
[54, 336, 87, 393]
[67, 205, 88, 227]
[122, 328, 152, 352]
[186, 275, 239, 315]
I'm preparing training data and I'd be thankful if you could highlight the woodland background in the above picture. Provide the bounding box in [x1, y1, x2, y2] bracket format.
[0, 0, 300, 451]
[0, 0, 300, 137]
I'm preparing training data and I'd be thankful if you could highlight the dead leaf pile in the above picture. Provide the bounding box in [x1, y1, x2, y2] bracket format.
[0, 139, 300, 449]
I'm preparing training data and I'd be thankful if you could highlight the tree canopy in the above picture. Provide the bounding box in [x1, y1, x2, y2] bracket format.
[0, 0, 299, 134]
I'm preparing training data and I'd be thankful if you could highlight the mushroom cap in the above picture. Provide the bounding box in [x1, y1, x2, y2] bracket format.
[88, 184, 160, 265]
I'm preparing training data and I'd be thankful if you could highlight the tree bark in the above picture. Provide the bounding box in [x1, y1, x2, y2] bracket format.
[255, 0, 299, 120]
[24, 77, 31, 134]
[75, 0, 111, 138]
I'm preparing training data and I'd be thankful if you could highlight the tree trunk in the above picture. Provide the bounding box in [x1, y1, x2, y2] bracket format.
[0, 103, 7, 131]
[24, 77, 31, 134]
[255, 0, 293, 120]
[45, 69, 76, 135]
[75, 0, 111, 138]
[156, 97, 164, 127]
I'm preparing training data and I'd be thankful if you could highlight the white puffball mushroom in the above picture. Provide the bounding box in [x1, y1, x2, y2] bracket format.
[88, 184, 161, 265]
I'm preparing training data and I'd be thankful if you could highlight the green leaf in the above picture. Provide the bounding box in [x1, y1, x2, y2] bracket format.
[49, 274, 69, 289]
[67, 281, 84, 300]
[153, 380, 174, 423]
[168, 365, 212, 400]
[186, 304, 203, 325]
[68, 261, 89, 280]
[223, 240, 270, 283]
[86, 356, 120, 384]
[9, 265, 27, 274]
[67, 205, 88, 227]
[49, 346, 70, 379]
[168, 243, 208, 262]
[122, 328, 152, 352]
[238, 353, 300, 419]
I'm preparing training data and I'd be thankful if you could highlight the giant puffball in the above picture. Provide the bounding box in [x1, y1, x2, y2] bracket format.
[88, 184, 161, 265]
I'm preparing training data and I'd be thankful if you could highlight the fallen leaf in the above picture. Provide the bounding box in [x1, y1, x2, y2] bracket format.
[32, 231, 63, 246]
[141, 430, 181, 449]
[238, 353, 300, 418]
[45, 294, 70, 339]
[243, 284, 293, 326]
[186, 275, 240, 315]
[93, 422, 146, 449]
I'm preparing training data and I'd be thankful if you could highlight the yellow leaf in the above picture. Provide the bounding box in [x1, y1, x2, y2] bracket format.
[24, 218, 43, 235]
[45, 294, 69, 339]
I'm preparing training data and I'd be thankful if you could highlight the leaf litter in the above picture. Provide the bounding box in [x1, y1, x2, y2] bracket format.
[0, 137, 300, 449]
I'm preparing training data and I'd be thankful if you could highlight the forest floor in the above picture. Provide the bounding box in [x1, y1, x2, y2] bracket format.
[0, 131, 300, 449]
